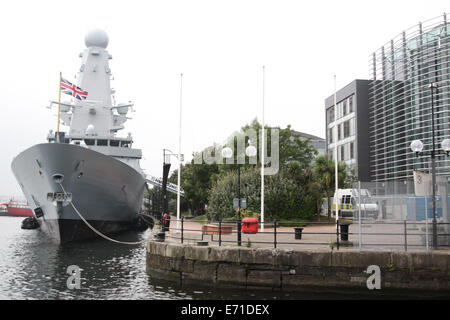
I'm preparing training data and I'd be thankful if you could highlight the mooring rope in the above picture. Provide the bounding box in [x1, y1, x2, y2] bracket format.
[58, 182, 153, 245]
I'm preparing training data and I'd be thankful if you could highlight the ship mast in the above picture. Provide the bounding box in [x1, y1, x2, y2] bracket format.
[63, 29, 129, 138]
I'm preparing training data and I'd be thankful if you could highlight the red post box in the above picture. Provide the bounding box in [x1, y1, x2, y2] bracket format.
[242, 217, 258, 233]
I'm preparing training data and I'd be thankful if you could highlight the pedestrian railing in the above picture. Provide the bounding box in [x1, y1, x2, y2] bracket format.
[158, 216, 450, 252]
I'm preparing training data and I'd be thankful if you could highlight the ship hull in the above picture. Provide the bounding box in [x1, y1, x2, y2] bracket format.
[11, 143, 146, 243]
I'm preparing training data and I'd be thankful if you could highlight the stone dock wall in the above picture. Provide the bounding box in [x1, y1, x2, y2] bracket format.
[146, 241, 450, 291]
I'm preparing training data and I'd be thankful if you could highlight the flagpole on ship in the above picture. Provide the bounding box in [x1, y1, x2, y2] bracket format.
[56, 72, 62, 143]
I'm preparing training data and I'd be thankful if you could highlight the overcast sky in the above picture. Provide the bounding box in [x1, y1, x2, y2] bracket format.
[0, 0, 449, 197]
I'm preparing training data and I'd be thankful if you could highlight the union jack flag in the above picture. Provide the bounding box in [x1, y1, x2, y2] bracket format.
[60, 78, 88, 100]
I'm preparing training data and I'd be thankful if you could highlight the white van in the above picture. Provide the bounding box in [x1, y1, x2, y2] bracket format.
[332, 188, 379, 219]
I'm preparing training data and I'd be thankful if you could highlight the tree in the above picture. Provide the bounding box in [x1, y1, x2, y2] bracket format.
[146, 185, 162, 214]
[171, 119, 324, 221]
[240, 119, 318, 171]
[204, 120, 322, 221]
[168, 157, 219, 216]
[207, 167, 311, 221]
[312, 155, 355, 219]
[302, 167, 324, 219]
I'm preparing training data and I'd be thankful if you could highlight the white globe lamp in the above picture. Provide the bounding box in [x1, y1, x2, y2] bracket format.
[410, 140, 424, 155]
[441, 139, 450, 155]
[221, 147, 233, 159]
[245, 145, 257, 157]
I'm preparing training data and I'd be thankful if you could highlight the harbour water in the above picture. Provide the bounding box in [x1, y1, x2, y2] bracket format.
[0, 216, 447, 300]
[0, 216, 297, 300]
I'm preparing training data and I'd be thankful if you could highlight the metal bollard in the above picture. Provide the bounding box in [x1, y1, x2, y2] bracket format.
[336, 220, 340, 251]
[181, 217, 184, 244]
[237, 219, 242, 246]
[404, 220, 407, 252]
[219, 220, 222, 247]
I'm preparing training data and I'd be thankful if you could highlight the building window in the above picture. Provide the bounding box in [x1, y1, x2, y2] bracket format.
[327, 106, 335, 123]
[328, 128, 333, 143]
[338, 124, 342, 140]
[343, 100, 348, 116]
[350, 118, 355, 136]
[340, 145, 345, 161]
[349, 96, 353, 113]
[350, 142, 354, 159]
[343, 120, 350, 138]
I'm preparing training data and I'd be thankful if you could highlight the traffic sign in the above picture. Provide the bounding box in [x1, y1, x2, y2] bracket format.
[233, 198, 247, 209]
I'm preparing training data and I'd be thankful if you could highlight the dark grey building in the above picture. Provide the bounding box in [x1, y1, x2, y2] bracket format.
[325, 79, 371, 181]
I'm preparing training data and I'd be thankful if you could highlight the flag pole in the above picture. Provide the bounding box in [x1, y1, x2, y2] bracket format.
[261, 65, 265, 232]
[177, 73, 183, 233]
[334, 75, 339, 229]
[57, 72, 62, 143]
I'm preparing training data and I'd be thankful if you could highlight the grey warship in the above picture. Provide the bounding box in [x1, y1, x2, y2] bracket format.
[11, 29, 147, 243]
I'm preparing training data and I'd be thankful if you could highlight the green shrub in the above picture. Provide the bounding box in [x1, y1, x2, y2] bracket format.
[207, 167, 313, 221]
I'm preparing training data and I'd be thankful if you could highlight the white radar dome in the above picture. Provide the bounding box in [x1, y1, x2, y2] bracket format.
[85, 29, 109, 48]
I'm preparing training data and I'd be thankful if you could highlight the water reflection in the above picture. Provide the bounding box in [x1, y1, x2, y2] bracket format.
[0, 217, 169, 299]
[0, 217, 289, 300]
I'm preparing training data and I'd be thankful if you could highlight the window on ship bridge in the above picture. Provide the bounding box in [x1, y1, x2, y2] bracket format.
[110, 140, 120, 147]
[84, 139, 95, 146]
[97, 139, 108, 146]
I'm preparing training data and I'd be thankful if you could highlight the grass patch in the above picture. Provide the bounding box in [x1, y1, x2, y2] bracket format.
[189, 215, 209, 224]
[310, 215, 353, 225]
[311, 215, 337, 223]
[276, 220, 307, 228]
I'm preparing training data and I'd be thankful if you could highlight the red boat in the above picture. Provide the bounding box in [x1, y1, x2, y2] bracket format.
[0, 203, 7, 216]
[0, 200, 34, 217]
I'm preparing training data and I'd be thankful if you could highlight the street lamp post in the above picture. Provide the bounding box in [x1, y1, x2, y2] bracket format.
[163, 148, 184, 232]
[222, 145, 257, 246]
[430, 82, 438, 250]
[178, 73, 183, 238]
[410, 82, 450, 249]
[162, 149, 171, 232]
[237, 161, 241, 245]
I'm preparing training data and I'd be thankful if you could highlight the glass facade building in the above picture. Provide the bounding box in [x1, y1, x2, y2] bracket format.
[369, 13, 450, 183]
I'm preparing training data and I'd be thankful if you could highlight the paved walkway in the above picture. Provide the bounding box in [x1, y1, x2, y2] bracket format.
[161, 216, 450, 252]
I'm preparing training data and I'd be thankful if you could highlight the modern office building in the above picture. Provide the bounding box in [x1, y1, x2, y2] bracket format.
[325, 13, 450, 185]
[369, 13, 450, 183]
[325, 80, 371, 181]
[295, 131, 326, 158]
